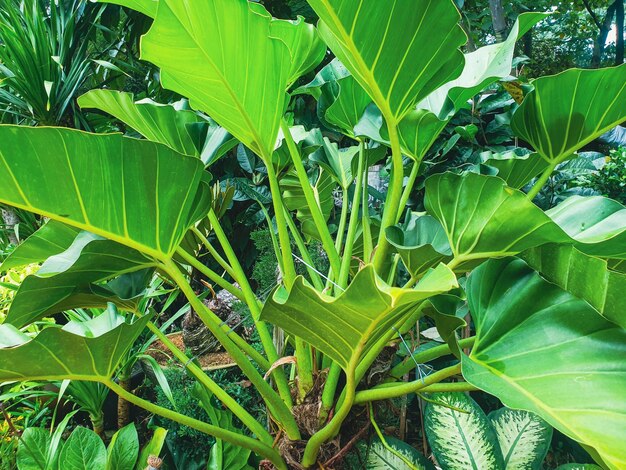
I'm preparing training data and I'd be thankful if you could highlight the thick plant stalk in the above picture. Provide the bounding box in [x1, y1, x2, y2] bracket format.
[395, 161, 420, 224]
[91, 411, 105, 438]
[164, 259, 301, 440]
[117, 375, 132, 429]
[283, 208, 324, 290]
[105, 380, 287, 470]
[373, 119, 405, 275]
[353, 364, 462, 404]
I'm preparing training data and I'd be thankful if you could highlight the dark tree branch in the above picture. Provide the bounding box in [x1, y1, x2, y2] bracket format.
[616, 0, 624, 65]
[582, 0, 603, 30]
[592, 0, 618, 67]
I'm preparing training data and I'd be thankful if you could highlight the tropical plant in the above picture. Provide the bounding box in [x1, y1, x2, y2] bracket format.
[16, 421, 167, 470]
[0, 1, 625, 469]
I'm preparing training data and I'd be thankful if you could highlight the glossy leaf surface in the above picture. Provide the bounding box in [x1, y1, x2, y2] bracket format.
[511, 64, 626, 162]
[463, 258, 626, 470]
[0, 126, 211, 259]
[261, 264, 457, 370]
[307, 0, 466, 121]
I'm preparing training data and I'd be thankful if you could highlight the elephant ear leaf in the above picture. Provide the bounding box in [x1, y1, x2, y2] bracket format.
[78, 90, 202, 157]
[141, 0, 313, 160]
[0, 308, 150, 382]
[463, 258, 626, 470]
[511, 64, 626, 163]
[424, 392, 505, 470]
[0, 126, 211, 260]
[306, 0, 466, 122]
[261, 264, 457, 371]
[0, 220, 79, 272]
[488, 408, 552, 470]
[365, 435, 435, 470]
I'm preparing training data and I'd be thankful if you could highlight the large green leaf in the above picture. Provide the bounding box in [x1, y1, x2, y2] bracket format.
[463, 258, 626, 470]
[423, 13, 549, 119]
[0, 309, 150, 382]
[395, 13, 546, 161]
[424, 392, 505, 470]
[6, 232, 154, 328]
[425, 172, 626, 265]
[488, 408, 552, 470]
[325, 74, 372, 138]
[140, 0, 309, 159]
[511, 64, 626, 163]
[307, 0, 466, 122]
[386, 213, 452, 277]
[365, 435, 435, 470]
[16, 428, 50, 470]
[58, 427, 107, 470]
[479, 151, 549, 190]
[522, 244, 626, 329]
[78, 90, 202, 157]
[0, 126, 211, 260]
[260, 264, 457, 370]
[0, 221, 79, 272]
[100, 0, 157, 18]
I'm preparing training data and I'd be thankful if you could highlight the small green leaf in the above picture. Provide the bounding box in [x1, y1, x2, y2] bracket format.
[107, 423, 139, 470]
[16, 428, 49, 470]
[58, 427, 106, 470]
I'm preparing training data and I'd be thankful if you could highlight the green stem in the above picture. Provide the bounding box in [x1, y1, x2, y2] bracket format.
[302, 366, 356, 467]
[334, 187, 350, 257]
[354, 364, 461, 404]
[105, 380, 287, 470]
[362, 147, 373, 264]
[373, 118, 405, 275]
[369, 404, 419, 470]
[417, 382, 479, 393]
[164, 259, 301, 440]
[319, 362, 342, 422]
[390, 337, 475, 379]
[338, 140, 366, 288]
[191, 226, 238, 281]
[176, 248, 246, 303]
[526, 160, 557, 200]
[280, 119, 341, 279]
[207, 210, 293, 407]
[395, 160, 420, 224]
[146, 322, 272, 444]
[284, 207, 324, 290]
[265, 157, 297, 287]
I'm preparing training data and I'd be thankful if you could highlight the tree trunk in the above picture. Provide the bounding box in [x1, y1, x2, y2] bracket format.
[117, 378, 132, 429]
[489, 0, 507, 43]
[616, 0, 624, 65]
[592, 1, 618, 67]
[1, 207, 19, 245]
[91, 411, 105, 439]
